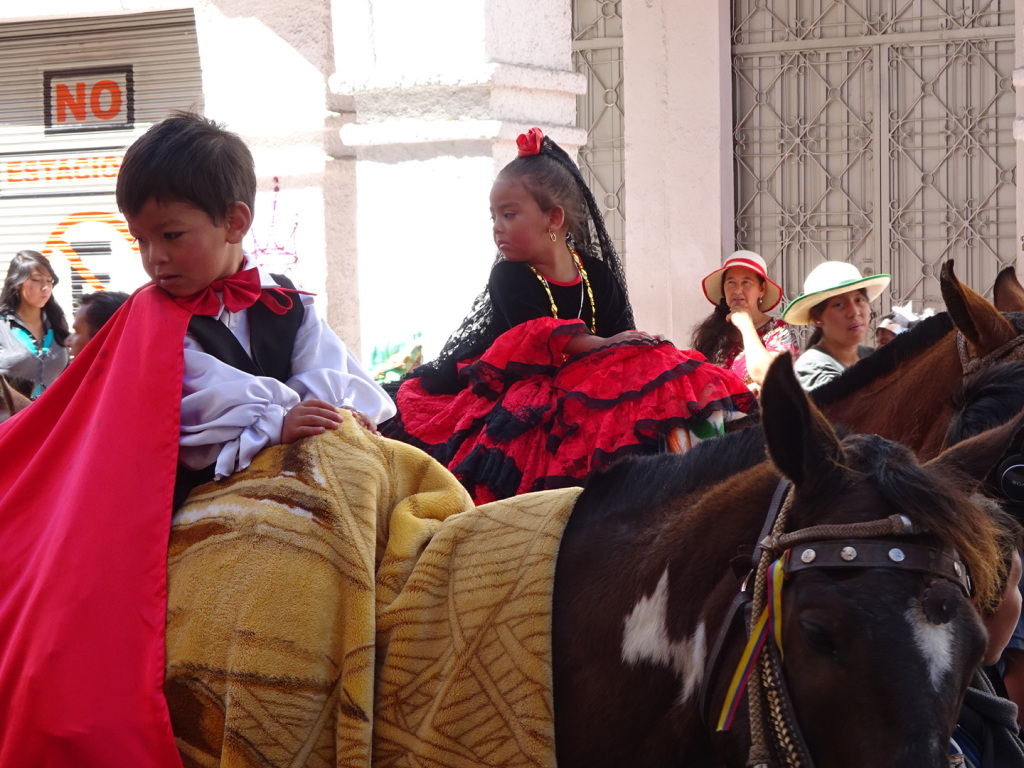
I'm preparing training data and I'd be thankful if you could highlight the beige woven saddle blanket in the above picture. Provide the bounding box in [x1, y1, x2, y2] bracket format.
[167, 415, 580, 767]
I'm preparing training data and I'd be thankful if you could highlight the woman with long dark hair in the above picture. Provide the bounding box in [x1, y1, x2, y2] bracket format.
[0, 250, 69, 397]
[690, 251, 797, 393]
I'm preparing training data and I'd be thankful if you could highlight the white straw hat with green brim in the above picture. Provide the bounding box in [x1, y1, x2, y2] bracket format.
[781, 261, 891, 325]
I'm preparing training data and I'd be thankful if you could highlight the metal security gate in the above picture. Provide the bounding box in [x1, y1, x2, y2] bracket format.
[732, 1, 1017, 313]
[572, 0, 626, 259]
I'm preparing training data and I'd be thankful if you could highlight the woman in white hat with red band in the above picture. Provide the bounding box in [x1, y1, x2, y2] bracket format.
[781, 260, 891, 391]
[691, 250, 798, 392]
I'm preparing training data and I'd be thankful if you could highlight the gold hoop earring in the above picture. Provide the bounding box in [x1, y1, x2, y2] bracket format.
[549, 232, 557, 242]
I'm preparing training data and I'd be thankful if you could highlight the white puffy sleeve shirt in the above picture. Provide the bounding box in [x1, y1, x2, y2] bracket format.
[178, 262, 396, 479]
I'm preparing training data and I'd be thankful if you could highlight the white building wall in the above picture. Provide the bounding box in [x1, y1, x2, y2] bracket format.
[331, 0, 587, 360]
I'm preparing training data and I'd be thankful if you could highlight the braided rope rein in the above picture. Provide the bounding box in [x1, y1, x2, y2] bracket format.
[744, 489, 792, 768]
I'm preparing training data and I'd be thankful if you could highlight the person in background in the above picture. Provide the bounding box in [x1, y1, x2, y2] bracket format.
[949, 502, 1024, 768]
[781, 260, 890, 391]
[0, 250, 69, 398]
[67, 290, 130, 357]
[874, 301, 934, 348]
[691, 250, 798, 393]
[946, 360, 1024, 734]
[875, 314, 907, 348]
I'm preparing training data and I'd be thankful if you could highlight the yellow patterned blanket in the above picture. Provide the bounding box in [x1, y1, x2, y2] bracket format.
[166, 414, 580, 767]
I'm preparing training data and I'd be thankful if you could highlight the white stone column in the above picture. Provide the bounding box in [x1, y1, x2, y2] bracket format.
[329, 0, 586, 361]
[622, 0, 733, 343]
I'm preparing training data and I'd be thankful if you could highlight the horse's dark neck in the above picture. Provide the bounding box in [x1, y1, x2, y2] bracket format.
[811, 312, 954, 407]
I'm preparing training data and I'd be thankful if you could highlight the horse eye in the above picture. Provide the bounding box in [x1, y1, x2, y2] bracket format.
[799, 617, 840, 660]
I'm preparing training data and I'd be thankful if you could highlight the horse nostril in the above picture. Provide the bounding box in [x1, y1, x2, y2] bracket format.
[921, 580, 961, 625]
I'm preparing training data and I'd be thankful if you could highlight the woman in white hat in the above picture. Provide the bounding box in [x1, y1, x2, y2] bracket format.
[691, 250, 798, 391]
[781, 260, 891, 391]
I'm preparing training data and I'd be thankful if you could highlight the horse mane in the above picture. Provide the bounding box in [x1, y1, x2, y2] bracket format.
[573, 425, 768, 524]
[945, 359, 1024, 528]
[811, 312, 954, 407]
[835, 433, 1002, 611]
[947, 360, 1024, 444]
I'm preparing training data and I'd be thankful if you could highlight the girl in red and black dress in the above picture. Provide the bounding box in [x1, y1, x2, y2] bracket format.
[382, 128, 756, 503]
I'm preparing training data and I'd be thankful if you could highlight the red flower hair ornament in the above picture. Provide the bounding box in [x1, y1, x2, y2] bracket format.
[516, 127, 545, 157]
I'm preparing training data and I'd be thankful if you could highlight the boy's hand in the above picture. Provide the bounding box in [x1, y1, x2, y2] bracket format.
[340, 405, 380, 435]
[282, 399, 343, 444]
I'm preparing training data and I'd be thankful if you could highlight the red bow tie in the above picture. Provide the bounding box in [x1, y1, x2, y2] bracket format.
[174, 268, 300, 316]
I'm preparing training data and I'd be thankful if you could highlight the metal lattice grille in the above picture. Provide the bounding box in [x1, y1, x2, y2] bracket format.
[572, 0, 626, 259]
[733, 0, 1014, 45]
[733, 0, 1016, 312]
[885, 37, 1017, 303]
[734, 46, 879, 302]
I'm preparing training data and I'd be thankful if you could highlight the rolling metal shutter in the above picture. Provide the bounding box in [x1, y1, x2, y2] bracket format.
[0, 8, 203, 310]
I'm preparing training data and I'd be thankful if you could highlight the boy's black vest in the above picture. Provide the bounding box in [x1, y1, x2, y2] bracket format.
[174, 273, 305, 507]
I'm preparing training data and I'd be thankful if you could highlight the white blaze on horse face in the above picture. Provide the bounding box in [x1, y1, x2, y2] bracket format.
[621, 568, 707, 703]
[906, 600, 955, 690]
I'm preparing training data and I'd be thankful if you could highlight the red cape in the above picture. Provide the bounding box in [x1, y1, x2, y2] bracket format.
[0, 286, 187, 767]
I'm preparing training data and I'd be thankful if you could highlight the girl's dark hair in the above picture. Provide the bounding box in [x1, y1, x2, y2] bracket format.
[397, 134, 632, 395]
[0, 250, 69, 345]
[116, 111, 256, 222]
[690, 268, 770, 362]
[690, 299, 740, 364]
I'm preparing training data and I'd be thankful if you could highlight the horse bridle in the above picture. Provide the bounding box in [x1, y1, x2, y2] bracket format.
[956, 330, 1024, 376]
[703, 478, 971, 768]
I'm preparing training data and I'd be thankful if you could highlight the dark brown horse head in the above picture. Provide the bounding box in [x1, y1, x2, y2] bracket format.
[760, 355, 1017, 766]
[554, 356, 1021, 768]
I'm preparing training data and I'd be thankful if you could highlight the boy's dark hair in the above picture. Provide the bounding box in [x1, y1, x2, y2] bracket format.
[116, 111, 256, 222]
[79, 291, 129, 335]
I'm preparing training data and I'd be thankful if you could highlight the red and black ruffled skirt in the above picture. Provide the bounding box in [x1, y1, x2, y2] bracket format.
[383, 317, 757, 504]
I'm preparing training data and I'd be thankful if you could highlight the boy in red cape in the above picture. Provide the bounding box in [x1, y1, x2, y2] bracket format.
[0, 113, 393, 765]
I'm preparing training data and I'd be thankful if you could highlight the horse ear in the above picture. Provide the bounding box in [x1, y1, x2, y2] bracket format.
[993, 266, 1024, 313]
[760, 353, 845, 486]
[929, 408, 1024, 489]
[941, 260, 1018, 356]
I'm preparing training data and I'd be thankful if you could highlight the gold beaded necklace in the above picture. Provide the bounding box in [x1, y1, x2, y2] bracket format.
[527, 248, 596, 333]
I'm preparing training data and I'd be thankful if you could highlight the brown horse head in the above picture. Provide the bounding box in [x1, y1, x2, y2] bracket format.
[554, 355, 1019, 768]
[762, 356, 1016, 766]
[941, 260, 1021, 360]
